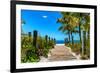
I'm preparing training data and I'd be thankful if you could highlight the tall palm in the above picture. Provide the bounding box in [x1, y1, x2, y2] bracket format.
[83, 14, 90, 39]
[71, 13, 90, 55]
[81, 13, 90, 55]
[57, 12, 79, 45]
[58, 23, 71, 42]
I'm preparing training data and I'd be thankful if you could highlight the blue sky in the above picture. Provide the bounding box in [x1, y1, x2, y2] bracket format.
[21, 10, 80, 41]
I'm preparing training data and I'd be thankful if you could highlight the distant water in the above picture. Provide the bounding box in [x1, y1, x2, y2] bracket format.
[56, 40, 80, 44]
[56, 40, 65, 44]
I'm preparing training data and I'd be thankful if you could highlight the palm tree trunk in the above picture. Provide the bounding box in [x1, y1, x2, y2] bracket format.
[68, 31, 70, 43]
[83, 31, 86, 55]
[71, 31, 73, 45]
[79, 24, 82, 43]
[88, 30, 90, 39]
[79, 24, 83, 54]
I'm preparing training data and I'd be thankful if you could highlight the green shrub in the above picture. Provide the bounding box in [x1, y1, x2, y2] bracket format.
[21, 32, 55, 63]
[86, 39, 90, 58]
[21, 47, 40, 63]
[66, 43, 81, 55]
[80, 55, 88, 60]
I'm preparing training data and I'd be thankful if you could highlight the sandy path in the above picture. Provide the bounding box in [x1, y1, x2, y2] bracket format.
[48, 45, 76, 61]
[40, 45, 77, 62]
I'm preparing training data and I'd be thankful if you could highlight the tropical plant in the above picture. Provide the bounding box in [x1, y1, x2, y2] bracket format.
[57, 12, 90, 59]
[57, 12, 79, 45]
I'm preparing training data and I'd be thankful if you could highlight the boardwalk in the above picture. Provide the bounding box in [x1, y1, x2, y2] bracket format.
[40, 45, 77, 62]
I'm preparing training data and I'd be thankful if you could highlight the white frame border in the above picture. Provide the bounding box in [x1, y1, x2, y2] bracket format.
[16, 4, 94, 69]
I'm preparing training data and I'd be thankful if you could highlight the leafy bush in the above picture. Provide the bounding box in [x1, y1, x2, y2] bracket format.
[85, 39, 90, 58]
[80, 55, 88, 60]
[43, 46, 52, 58]
[66, 43, 81, 55]
[21, 32, 55, 63]
[26, 49, 40, 62]
[21, 36, 33, 49]
[66, 41, 90, 60]
[21, 48, 40, 63]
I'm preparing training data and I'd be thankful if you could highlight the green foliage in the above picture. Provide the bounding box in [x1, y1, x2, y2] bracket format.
[66, 41, 90, 59]
[85, 38, 90, 58]
[26, 49, 40, 62]
[66, 43, 81, 55]
[21, 31, 56, 63]
[21, 46, 40, 63]
[21, 36, 33, 49]
[80, 55, 88, 60]
[57, 12, 90, 60]
[21, 34, 39, 63]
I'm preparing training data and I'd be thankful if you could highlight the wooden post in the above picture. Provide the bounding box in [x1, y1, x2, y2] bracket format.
[28, 32, 31, 42]
[48, 37, 50, 45]
[39, 36, 43, 56]
[45, 35, 48, 47]
[54, 38, 56, 45]
[33, 30, 38, 48]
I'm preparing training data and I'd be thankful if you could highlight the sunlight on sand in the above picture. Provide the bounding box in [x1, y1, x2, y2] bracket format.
[56, 44, 65, 46]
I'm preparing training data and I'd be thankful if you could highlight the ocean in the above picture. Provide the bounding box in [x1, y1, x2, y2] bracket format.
[56, 40, 80, 44]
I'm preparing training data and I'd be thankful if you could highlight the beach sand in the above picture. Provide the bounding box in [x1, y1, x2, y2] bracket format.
[40, 44, 77, 62]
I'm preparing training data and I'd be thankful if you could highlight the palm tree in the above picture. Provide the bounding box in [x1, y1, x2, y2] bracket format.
[57, 12, 79, 45]
[81, 13, 90, 55]
[83, 14, 90, 39]
[70, 13, 90, 55]
[57, 12, 90, 58]
[58, 23, 71, 43]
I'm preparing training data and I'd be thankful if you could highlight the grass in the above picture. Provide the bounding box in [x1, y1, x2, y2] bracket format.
[21, 34, 55, 63]
[66, 43, 81, 55]
[66, 41, 90, 60]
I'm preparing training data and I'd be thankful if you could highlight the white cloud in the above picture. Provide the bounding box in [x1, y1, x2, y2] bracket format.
[42, 15, 47, 18]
